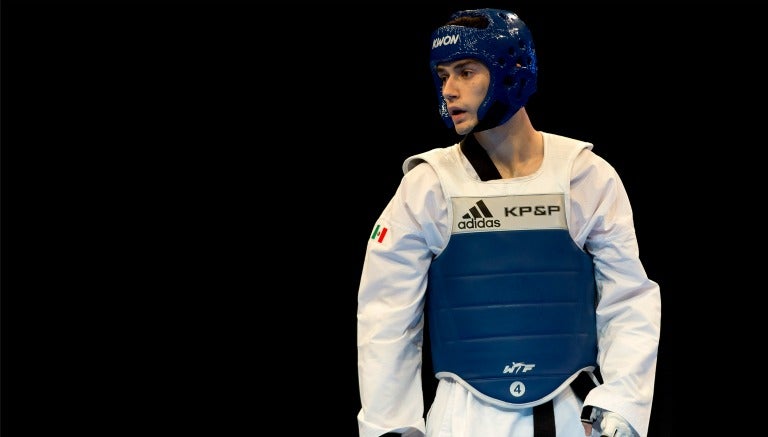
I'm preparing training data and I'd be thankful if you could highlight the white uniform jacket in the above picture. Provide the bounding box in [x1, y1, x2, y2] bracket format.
[356, 131, 661, 437]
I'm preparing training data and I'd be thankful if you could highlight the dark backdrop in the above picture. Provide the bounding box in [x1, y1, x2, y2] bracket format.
[4, 1, 760, 435]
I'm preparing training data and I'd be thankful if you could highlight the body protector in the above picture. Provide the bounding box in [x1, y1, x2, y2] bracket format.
[403, 133, 598, 408]
[429, 8, 537, 132]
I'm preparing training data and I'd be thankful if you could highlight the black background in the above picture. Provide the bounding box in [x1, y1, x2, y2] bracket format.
[3, 1, 761, 435]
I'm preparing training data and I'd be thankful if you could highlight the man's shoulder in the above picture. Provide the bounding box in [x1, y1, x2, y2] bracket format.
[402, 143, 460, 175]
[541, 131, 594, 151]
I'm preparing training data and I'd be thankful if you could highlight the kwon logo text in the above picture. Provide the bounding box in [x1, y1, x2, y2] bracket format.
[432, 34, 460, 49]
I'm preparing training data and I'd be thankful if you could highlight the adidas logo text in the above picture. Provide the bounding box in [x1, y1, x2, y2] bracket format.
[458, 199, 501, 230]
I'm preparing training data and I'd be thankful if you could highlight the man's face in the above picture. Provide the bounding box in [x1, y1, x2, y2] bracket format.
[435, 59, 490, 135]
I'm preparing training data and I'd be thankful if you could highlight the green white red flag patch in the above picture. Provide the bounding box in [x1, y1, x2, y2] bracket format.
[370, 224, 388, 243]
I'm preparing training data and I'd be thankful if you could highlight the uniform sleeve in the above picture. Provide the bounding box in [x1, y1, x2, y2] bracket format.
[357, 163, 450, 437]
[569, 149, 661, 437]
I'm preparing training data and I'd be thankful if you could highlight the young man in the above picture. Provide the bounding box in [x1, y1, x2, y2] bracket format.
[356, 8, 660, 437]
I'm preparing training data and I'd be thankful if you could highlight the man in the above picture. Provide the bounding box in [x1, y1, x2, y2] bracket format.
[356, 8, 660, 437]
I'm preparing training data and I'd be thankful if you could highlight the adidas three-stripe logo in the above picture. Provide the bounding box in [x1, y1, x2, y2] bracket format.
[462, 199, 493, 219]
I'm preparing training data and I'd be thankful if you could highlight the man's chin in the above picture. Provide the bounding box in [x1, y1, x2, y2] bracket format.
[453, 121, 476, 136]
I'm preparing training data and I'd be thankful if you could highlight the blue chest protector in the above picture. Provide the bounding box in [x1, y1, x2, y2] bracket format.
[405, 133, 598, 408]
[427, 227, 597, 407]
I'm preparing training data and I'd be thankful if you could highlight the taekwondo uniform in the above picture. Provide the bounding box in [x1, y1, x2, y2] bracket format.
[357, 132, 660, 437]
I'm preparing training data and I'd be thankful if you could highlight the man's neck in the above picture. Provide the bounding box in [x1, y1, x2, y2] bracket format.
[473, 108, 543, 178]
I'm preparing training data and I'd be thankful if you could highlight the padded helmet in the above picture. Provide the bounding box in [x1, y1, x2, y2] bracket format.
[429, 9, 537, 131]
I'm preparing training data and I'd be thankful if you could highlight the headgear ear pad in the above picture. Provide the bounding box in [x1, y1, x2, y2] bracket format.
[429, 9, 537, 131]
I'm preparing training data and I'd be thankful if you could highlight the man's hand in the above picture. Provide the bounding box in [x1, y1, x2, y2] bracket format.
[581, 407, 637, 437]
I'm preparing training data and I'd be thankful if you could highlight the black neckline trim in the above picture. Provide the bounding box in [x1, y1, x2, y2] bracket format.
[460, 135, 502, 181]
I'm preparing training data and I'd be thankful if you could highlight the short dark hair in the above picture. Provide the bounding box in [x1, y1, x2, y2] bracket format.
[445, 15, 489, 29]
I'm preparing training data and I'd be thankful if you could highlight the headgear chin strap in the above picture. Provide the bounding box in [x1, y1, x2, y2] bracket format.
[429, 8, 537, 131]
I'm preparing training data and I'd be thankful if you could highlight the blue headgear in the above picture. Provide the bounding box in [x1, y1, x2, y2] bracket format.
[429, 9, 537, 131]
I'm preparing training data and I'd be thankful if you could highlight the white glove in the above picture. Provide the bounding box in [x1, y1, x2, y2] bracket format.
[585, 407, 638, 437]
